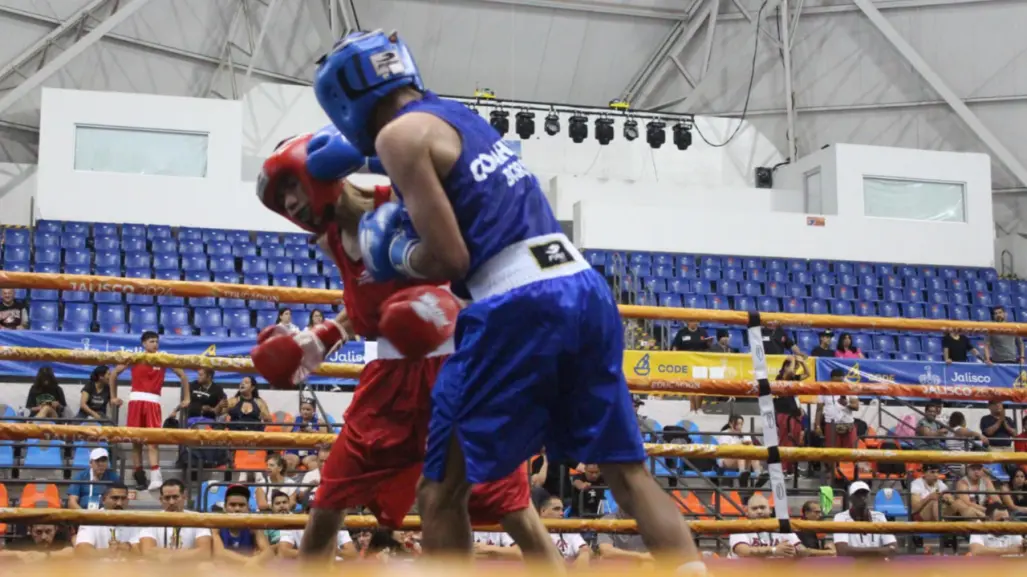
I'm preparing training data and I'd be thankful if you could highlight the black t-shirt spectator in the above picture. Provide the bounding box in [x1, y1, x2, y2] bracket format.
[797, 531, 825, 551]
[77, 380, 110, 419]
[26, 385, 67, 416]
[671, 326, 709, 351]
[762, 327, 795, 355]
[0, 299, 27, 329]
[942, 334, 972, 362]
[530, 455, 574, 502]
[980, 414, 1016, 447]
[570, 472, 606, 517]
[188, 382, 227, 419]
[810, 345, 834, 357]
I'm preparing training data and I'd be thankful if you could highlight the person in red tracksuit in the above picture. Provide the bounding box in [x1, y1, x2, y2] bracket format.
[109, 330, 190, 490]
[250, 132, 558, 563]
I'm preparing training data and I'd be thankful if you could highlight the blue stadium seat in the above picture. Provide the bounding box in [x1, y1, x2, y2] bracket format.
[230, 327, 258, 338]
[948, 278, 965, 292]
[129, 305, 158, 327]
[256, 310, 279, 328]
[719, 281, 740, 296]
[256, 232, 280, 247]
[241, 257, 268, 274]
[160, 306, 190, 329]
[147, 224, 172, 239]
[882, 275, 900, 289]
[96, 304, 126, 326]
[660, 293, 682, 307]
[121, 238, 146, 252]
[214, 272, 241, 284]
[856, 301, 876, 316]
[784, 298, 805, 313]
[951, 291, 970, 305]
[92, 252, 118, 269]
[4, 228, 29, 246]
[64, 303, 94, 325]
[903, 303, 924, 318]
[226, 230, 249, 244]
[904, 277, 923, 290]
[765, 282, 784, 298]
[208, 256, 234, 273]
[885, 288, 904, 302]
[124, 252, 151, 269]
[179, 240, 204, 255]
[812, 285, 831, 300]
[122, 223, 146, 238]
[218, 298, 246, 309]
[899, 336, 921, 353]
[30, 289, 58, 301]
[874, 489, 907, 520]
[93, 223, 117, 237]
[873, 335, 896, 352]
[224, 309, 252, 330]
[200, 327, 229, 337]
[927, 290, 948, 304]
[971, 306, 990, 321]
[285, 245, 311, 260]
[926, 304, 947, 319]
[879, 302, 899, 317]
[33, 264, 59, 274]
[734, 296, 755, 311]
[293, 310, 312, 327]
[202, 230, 227, 243]
[194, 308, 223, 328]
[273, 274, 298, 287]
[301, 276, 326, 290]
[837, 273, 856, 286]
[24, 439, 64, 469]
[699, 267, 719, 280]
[157, 294, 185, 306]
[284, 233, 310, 246]
[152, 239, 177, 254]
[35, 221, 61, 234]
[29, 302, 58, 322]
[178, 228, 203, 241]
[758, 297, 780, 312]
[747, 269, 765, 283]
[4, 261, 28, 272]
[208, 241, 232, 256]
[64, 222, 89, 235]
[185, 272, 212, 283]
[3, 246, 28, 263]
[62, 290, 91, 302]
[328, 277, 343, 291]
[182, 255, 208, 272]
[973, 292, 992, 306]
[34, 232, 59, 248]
[294, 260, 319, 276]
[188, 297, 216, 308]
[63, 320, 92, 332]
[743, 257, 762, 270]
[699, 256, 721, 268]
[244, 273, 269, 286]
[61, 233, 86, 249]
[951, 305, 970, 320]
[93, 290, 123, 304]
[261, 245, 286, 258]
[64, 265, 89, 276]
[64, 248, 90, 267]
[996, 293, 1012, 308]
[153, 254, 179, 271]
[232, 242, 258, 257]
[831, 300, 853, 315]
[807, 299, 827, 314]
[678, 264, 697, 279]
[793, 270, 812, 285]
[269, 258, 293, 274]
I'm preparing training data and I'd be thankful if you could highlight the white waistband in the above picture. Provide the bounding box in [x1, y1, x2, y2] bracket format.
[465, 233, 589, 301]
[129, 391, 161, 404]
[376, 336, 454, 360]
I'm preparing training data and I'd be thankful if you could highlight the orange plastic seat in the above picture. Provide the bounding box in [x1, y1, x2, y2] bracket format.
[19, 483, 59, 508]
[0, 484, 7, 533]
[671, 490, 712, 520]
[234, 449, 268, 471]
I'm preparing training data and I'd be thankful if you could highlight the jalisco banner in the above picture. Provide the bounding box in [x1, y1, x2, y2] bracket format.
[0, 331, 368, 385]
[816, 357, 1027, 391]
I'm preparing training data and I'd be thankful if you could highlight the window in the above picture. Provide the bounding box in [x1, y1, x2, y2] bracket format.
[863, 177, 966, 223]
[804, 169, 822, 214]
[74, 125, 209, 178]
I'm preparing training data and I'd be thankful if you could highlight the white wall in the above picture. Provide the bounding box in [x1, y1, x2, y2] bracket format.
[0, 163, 37, 226]
[575, 144, 995, 267]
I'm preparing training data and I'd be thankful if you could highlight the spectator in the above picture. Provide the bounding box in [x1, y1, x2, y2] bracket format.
[276, 308, 300, 334]
[980, 400, 1017, 451]
[109, 331, 190, 490]
[951, 463, 998, 518]
[945, 411, 988, 452]
[915, 400, 946, 450]
[212, 485, 272, 564]
[285, 400, 322, 472]
[138, 479, 212, 559]
[10, 524, 72, 558]
[277, 507, 355, 559]
[816, 368, 858, 449]
[943, 330, 980, 363]
[633, 396, 658, 436]
[1014, 415, 1027, 453]
[795, 500, 835, 556]
[832, 481, 897, 557]
[255, 453, 297, 511]
[999, 469, 1027, 518]
[761, 320, 804, 357]
[834, 332, 863, 359]
[709, 329, 734, 353]
[296, 446, 330, 505]
[810, 331, 834, 357]
[728, 493, 805, 558]
[226, 376, 271, 431]
[570, 464, 605, 517]
[264, 489, 293, 551]
[983, 306, 1023, 365]
[0, 288, 27, 329]
[717, 415, 762, 485]
[529, 447, 573, 500]
[670, 321, 710, 351]
[77, 366, 115, 422]
[536, 493, 591, 565]
[186, 368, 227, 425]
[472, 530, 519, 560]
[67, 448, 121, 510]
[308, 309, 325, 328]
[73, 482, 137, 557]
[773, 357, 806, 476]
[597, 508, 651, 562]
[910, 464, 952, 522]
[968, 503, 1025, 556]
[25, 366, 66, 419]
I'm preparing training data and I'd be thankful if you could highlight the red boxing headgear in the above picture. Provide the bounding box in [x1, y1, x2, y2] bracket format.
[257, 133, 343, 234]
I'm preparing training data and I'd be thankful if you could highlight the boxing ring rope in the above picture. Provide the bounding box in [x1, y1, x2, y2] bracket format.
[2, 508, 1026, 535]
[1, 421, 1024, 465]
[5, 346, 1026, 401]
[3, 270, 1027, 334]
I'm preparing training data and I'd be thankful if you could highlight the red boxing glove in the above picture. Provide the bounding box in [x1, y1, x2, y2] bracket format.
[251, 320, 348, 388]
[378, 286, 461, 359]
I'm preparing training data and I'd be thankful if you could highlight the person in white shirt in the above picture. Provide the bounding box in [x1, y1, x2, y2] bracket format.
[537, 494, 591, 565]
[969, 503, 1025, 556]
[138, 479, 213, 560]
[832, 481, 897, 558]
[276, 308, 300, 334]
[278, 526, 356, 560]
[472, 530, 521, 560]
[728, 494, 805, 558]
[297, 447, 330, 505]
[74, 482, 139, 557]
[255, 453, 297, 511]
[716, 415, 762, 477]
[910, 464, 953, 522]
[815, 369, 859, 449]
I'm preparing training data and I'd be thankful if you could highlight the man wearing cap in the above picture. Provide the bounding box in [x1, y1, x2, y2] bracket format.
[67, 448, 121, 510]
[832, 481, 896, 557]
[810, 331, 835, 358]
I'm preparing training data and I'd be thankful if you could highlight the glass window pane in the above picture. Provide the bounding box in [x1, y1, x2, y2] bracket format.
[863, 177, 966, 223]
[74, 125, 209, 178]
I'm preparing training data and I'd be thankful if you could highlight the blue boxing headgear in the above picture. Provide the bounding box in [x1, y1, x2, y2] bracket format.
[314, 30, 425, 157]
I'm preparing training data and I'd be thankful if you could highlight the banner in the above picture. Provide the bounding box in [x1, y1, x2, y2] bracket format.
[0, 331, 368, 385]
[815, 357, 1027, 392]
[624, 351, 812, 384]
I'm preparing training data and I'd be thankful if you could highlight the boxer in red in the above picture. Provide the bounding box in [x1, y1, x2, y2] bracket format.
[250, 128, 560, 565]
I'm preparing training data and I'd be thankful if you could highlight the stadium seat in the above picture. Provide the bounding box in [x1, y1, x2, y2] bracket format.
[153, 254, 179, 271]
[122, 223, 146, 238]
[147, 225, 172, 239]
[200, 326, 229, 337]
[124, 252, 151, 270]
[178, 228, 203, 241]
[244, 273, 269, 286]
[63, 248, 91, 267]
[60, 234, 86, 249]
[29, 302, 58, 322]
[202, 230, 227, 243]
[185, 271, 213, 283]
[294, 260, 319, 276]
[34, 247, 59, 264]
[93, 236, 118, 251]
[126, 294, 154, 305]
[283, 233, 310, 246]
[194, 308, 223, 328]
[33, 264, 59, 274]
[273, 274, 298, 287]
[285, 245, 311, 260]
[93, 223, 117, 237]
[97, 304, 126, 327]
[182, 255, 208, 271]
[269, 258, 293, 274]
[214, 272, 241, 284]
[29, 288, 58, 301]
[188, 297, 216, 308]
[241, 257, 268, 274]
[227, 230, 250, 244]
[256, 310, 279, 328]
[301, 276, 326, 290]
[3, 246, 28, 263]
[19, 483, 60, 508]
[230, 327, 257, 338]
[256, 232, 280, 247]
[23, 439, 64, 470]
[180, 240, 204, 255]
[208, 241, 232, 256]
[64, 222, 89, 235]
[233, 243, 258, 257]
[261, 245, 286, 258]
[35, 221, 61, 234]
[209, 256, 235, 273]
[4, 228, 29, 246]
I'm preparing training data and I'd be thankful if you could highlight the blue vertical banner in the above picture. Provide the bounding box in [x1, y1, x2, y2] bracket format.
[0, 331, 366, 385]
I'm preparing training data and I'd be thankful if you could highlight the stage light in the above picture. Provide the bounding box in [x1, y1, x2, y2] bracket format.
[595, 117, 614, 145]
[544, 112, 560, 136]
[489, 110, 510, 136]
[568, 114, 588, 143]
[515, 111, 535, 139]
[646, 121, 666, 149]
[673, 122, 692, 151]
[623, 119, 639, 141]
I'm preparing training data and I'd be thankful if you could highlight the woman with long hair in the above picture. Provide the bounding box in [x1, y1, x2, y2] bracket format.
[276, 308, 299, 334]
[26, 366, 66, 419]
[226, 376, 272, 432]
[716, 414, 762, 485]
[77, 365, 116, 421]
[1001, 468, 1027, 518]
[255, 453, 297, 511]
[834, 333, 864, 359]
[774, 357, 807, 476]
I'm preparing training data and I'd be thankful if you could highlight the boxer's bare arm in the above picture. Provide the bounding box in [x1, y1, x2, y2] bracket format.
[332, 309, 354, 339]
[375, 113, 468, 281]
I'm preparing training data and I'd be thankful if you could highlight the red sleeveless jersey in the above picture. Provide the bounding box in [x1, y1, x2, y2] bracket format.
[130, 364, 165, 395]
[321, 223, 438, 339]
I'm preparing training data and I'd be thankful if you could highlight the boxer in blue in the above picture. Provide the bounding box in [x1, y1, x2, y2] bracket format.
[313, 30, 705, 572]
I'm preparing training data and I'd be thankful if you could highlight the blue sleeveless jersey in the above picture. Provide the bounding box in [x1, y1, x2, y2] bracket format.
[393, 92, 562, 277]
[219, 528, 256, 552]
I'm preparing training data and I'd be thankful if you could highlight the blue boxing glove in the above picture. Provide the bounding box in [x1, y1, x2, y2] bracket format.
[358, 202, 424, 282]
[306, 124, 385, 179]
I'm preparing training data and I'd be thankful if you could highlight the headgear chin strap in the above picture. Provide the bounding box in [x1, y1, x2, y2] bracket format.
[257, 133, 345, 234]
